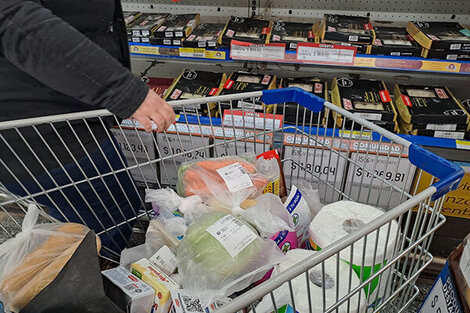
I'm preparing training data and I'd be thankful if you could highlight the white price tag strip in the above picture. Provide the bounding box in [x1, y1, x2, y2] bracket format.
[297, 44, 356, 64]
[149, 245, 177, 276]
[206, 215, 257, 258]
[216, 162, 254, 192]
[231, 40, 286, 60]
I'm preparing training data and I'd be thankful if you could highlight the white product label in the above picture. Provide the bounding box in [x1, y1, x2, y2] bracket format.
[434, 131, 465, 139]
[164, 39, 172, 45]
[132, 30, 141, 36]
[297, 45, 355, 64]
[348, 35, 359, 42]
[206, 215, 257, 257]
[165, 31, 173, 37]
[142, 37, 150, 43]
[354, 112, 382, 121]
[447, 54, 458, 61]
[450, 43, 462, 50]
[460, 241, 470, 286]
[391, 52, 401, 56]
[426, 124, 457, 131]
[175, 31, 184, 37]
[231, 43, 286, 60]
[102, 267, 154, 298]
[142, 30, 150, 37]
[418, 278, 452, 313]
[171, 290, 228, 313]
[149, 246, 177, 276]
[216, 162, 254, 192]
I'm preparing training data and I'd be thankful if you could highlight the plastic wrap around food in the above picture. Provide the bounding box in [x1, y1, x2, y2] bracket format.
[176, 156, 269, 212]
[176, 212, 284, 304]
[0, 204, 100, 312]
[256, 249, 366, 313]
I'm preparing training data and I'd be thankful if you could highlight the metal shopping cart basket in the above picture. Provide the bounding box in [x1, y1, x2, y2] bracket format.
[0, 88, 464, 313]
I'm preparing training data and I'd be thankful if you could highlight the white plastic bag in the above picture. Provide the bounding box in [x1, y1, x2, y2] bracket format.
[0, 204, 97, 312]
[291, 179, 324, 217]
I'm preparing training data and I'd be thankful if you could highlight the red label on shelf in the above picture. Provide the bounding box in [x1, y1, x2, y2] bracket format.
[364, 23, 373, 30]
[209, 88, 219, 96]
[223, 80, 235, 89]
[435, 88, 449, 99]
[314, 83, 323, 94]
[401, 94, 413, 107]
[379, 90, 391, 102]
[261, 27, 271, 35]
[308, 31, 315, 38]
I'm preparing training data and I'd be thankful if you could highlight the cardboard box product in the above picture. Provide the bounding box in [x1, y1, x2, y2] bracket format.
[129, 14, 169, 37]
[102, 266, 155, 313]
[131, 259, 181, 313]
[182, 23, 225, 48]
[449, 234, 470, 313]
[153, 14, 200, 39]
[422, 48, 470, 61]
[407, 21, 470, 51]
[369, 26, 422, 57]
[218, 71, 277, 114]
[142, 77, 174, 98]
[320, 14, 375, 44]
[220, 16, 272, 46]
[393, 84, 470, 126]
[124, 11, 142, 26]
[269, 21, 316, 50]
[164, 69, 226, 116]
[280, 77, 328, 125]
[330, 77, 398, 130]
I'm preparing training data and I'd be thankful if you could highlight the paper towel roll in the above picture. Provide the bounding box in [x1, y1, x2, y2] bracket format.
[308, 201, 399, 303]
[256, 249, 366, 313]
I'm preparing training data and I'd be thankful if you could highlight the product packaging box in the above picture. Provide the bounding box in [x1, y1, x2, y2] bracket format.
[150, 37, 185, 46]
[269, 21, 316, 50]
[164, 69, 226, 116]
[124, 11, 142, 26]
[218, 71, 277, 114]
[129, 13, 169, 38]
[330, 77, 398, 131]
[131, 258, 181, 313]
[335, 42, 369, 54]
[182, 23, 225, 48]
[220, 16, 272, 46]
[143, 77, 174, 98]
[369, 26, 422, 57]
[422, 48, 470, 61]
[279, 77, 328, 125]
[153, 14, 200, 39]
[393, 84, 470, 137]
[320, 14, 375, 44]
[407, 22, 470, 51]
[449, 234, 470, 313]
[102, 266, 155, 313]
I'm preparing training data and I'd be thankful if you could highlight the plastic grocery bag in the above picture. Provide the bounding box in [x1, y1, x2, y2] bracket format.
[176, 156, 269, 214]
[176, 212, 285, 306]
[0, 204, 100, 312]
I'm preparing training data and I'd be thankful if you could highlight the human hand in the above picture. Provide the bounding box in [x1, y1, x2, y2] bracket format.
[131, 89, 175, 132]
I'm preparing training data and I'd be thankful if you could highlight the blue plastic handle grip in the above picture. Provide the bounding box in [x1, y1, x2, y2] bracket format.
[262, 87, 326, 113]
[409, 144, 464, 200]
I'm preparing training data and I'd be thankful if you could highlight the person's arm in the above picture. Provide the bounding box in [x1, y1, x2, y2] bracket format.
[0, 0, 174, 131]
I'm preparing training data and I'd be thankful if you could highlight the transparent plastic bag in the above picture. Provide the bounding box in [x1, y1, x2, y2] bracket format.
[176, 212, 285, 305]
[0, 204, 99, 312]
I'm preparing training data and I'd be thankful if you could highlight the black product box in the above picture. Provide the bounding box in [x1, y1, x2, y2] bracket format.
[220, 16, 272, 46]
[153, 14, 200, 38]
[320, 14, 375, 44]
[128, 13, 168, 37]
[331, 77, 398, 129]
[123, 11, 142, 26]
[412, 129, 470, 140]
[280, 78, 328, 125]
[181, 23, 225, 48]
[149, 37, 184, 46]
[270, 21, 316, 50]
[406, 22, 470, 51]
[164, 69, 226, 116]
[393, 84, 470, 125]
[334, 42, 369, 54]
[218, 72, 277, 114]
[422, 48, 470, 61]
[369, 26, 422, 57]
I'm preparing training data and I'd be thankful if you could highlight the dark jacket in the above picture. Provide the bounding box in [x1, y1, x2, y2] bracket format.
[0, 0, 148, 183]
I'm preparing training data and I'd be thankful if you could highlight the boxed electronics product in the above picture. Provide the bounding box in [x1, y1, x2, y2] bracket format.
[393, 84, 470, 126]
[123, 11, 142, 26]
[182, 23, 225, 48]
[142, 77, 174, 97]
[369, 26, 422, 56]
[269, 21, 316, 50]
[102, 267, 155, 313]
[330, 77, 398, 131]
[220, 16, 272, 46]
[320, 14, 375, 44]
[164, 69, 226, 116]
[407, 22, 470, 51]
[422, 48, 470, 61]
[218, 71, 277, 113]
[153, 14, 201, 39]
[129, 13, 168, 38]
[279, 77, 328, 125]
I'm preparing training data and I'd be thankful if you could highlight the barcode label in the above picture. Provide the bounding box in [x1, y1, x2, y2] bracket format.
[123, 284, 136, 291]
[426, 123, 457, 131]
[206, 215, 257, 257]
[349, 35, 359, 42]
[182, 295, 204, 312]
[434, 131, 465, 139]
[450, 44, 462, 50]
[216, 162, 254, 192]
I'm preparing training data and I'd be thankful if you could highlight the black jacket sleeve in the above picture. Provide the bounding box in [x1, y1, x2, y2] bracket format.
[0, 0, 148, 118]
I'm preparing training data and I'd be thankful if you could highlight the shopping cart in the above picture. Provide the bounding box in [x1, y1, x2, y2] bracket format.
[0, 88, 463, 313]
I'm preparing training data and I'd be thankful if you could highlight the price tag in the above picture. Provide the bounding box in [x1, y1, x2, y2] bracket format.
[296, 43, 356, 65]
[179, 48, 206, 58]
[206, 215, 257, 257]
[216, 162, 254, 192]
[231, 40, 286, 60]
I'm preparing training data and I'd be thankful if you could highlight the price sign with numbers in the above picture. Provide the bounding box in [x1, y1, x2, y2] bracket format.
[230, 40, 286, 61]
[296, 43, 357, 65]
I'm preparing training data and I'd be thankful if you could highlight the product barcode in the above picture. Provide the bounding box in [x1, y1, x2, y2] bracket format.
[349, 35, 359, 42]
[123, 284, 135, 291]
[450, 44, 462, 50]
[233, 218, 244, 227]
[182, 295, 204, 313]
[240, 167, 246, 175]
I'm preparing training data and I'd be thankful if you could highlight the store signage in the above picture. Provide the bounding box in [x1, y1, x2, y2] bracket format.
[230, 40, 286, 61]
[296, 43, 357, 65]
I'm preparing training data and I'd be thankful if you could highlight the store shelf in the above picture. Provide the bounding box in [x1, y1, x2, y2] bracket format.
[130, 42, 470, 75]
